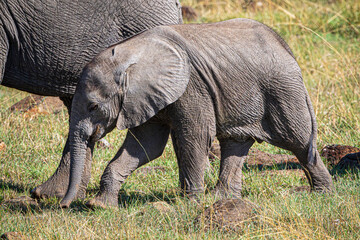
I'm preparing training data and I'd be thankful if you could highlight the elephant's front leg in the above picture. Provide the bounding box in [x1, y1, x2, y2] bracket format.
[87, 122, 170, 208]
[170, 121, 216, 200]
[31, 138, 94, 199]
[32, 97, 94, 199]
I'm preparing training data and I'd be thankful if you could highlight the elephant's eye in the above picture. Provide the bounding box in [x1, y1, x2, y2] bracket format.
[89, 103, 99, 112]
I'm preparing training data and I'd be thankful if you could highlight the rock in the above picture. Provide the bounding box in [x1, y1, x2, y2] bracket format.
[0, 232, 26, 240]
[321, 145, 360, 166]
[196, 198, 258, 231]
[331, 152, 360, 174]
[181, 5, 198, 22]
[209, 142, 299, 169]
[1, 196, 41, 213]
[9, 94, 64, 114]
[149, 201, 174, 213]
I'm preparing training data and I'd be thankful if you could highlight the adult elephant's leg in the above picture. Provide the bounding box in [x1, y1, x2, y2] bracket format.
[87, 122, 170, 208]
[213, 139, 254, 198]
[0, 24, 8, 83]
[31, 97, 94, 199]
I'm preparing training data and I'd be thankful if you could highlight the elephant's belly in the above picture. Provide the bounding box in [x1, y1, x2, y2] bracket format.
[2, 67, 77, 97]
[216, 120, 268, 143]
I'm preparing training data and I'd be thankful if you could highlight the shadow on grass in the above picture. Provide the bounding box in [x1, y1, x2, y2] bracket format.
[243, 162, 303, 171]
[118, 190, 178, 208]
[0, 179, 31, 193]
[65, 188, 179, 213]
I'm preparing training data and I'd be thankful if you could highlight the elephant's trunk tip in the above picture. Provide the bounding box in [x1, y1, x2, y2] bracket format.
[59, 199, 72, 208]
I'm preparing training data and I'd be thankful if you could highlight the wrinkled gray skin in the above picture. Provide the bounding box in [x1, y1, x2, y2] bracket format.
[0, 0, 182, 199]
[60, 18, 334, 208]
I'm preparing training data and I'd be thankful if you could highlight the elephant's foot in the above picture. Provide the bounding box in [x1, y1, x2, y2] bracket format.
[31, 181, 87, 200]
[31, 173, 69, 199]
[86, 193, 118, 209]
[31, 170, 87, 200]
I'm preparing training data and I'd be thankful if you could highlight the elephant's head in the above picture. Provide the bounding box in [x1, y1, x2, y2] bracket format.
[60, 33, 190, 207]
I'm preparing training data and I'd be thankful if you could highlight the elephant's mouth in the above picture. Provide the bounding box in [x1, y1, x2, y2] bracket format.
[90, 124, 105, 142]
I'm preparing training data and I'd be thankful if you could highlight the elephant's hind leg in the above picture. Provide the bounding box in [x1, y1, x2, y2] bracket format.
[214, 138, 254, 198]
[264, 95, 334, 192]
[290, 145, 333, 192]
[87, 122, 170, 208]
[32, 97, 94, 200]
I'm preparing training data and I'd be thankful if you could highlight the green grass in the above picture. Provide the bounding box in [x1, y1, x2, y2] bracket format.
[1, 0, 360, 239]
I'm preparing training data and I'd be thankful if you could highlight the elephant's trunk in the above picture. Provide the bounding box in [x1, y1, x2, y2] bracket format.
[60, 127, 90, 208]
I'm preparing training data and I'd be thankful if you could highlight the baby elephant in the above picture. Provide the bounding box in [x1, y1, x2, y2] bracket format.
[60, 18, 333, 208]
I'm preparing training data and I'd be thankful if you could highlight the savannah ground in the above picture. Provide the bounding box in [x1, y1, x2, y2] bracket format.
[0, 0, 359, 239]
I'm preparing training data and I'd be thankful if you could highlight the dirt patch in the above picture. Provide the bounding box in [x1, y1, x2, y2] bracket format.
[321, 145, 360, 167]
[1, 196, 41, 213]
[181, 6, 198, 22]
[9, 94, 64, 115]
[0, 232, 27, 240]
[196, 198, 259, 231]
[247, 149, 298, 169]
[209, 142, 299, 170]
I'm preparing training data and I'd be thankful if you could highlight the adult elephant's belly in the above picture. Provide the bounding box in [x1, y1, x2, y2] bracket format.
[1, 38, 99, 97]
[2, 67, 78, 97]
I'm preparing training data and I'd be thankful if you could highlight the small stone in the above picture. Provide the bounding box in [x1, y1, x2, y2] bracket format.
[196, 198, 258, 231]
[0, 232, 26, 240]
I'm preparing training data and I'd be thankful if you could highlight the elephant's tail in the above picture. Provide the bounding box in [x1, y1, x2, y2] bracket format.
[306, 94, 317, 165]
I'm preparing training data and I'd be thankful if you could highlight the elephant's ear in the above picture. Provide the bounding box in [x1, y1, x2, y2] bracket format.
[115, 37, 190, 130]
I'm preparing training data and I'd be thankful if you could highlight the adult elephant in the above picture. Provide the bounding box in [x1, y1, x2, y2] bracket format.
[0, 0, 182, 199]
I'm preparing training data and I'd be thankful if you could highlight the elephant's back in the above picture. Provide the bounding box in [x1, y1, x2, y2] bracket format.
[2, 0, 182, 97]
[158, 19, 305, 140]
